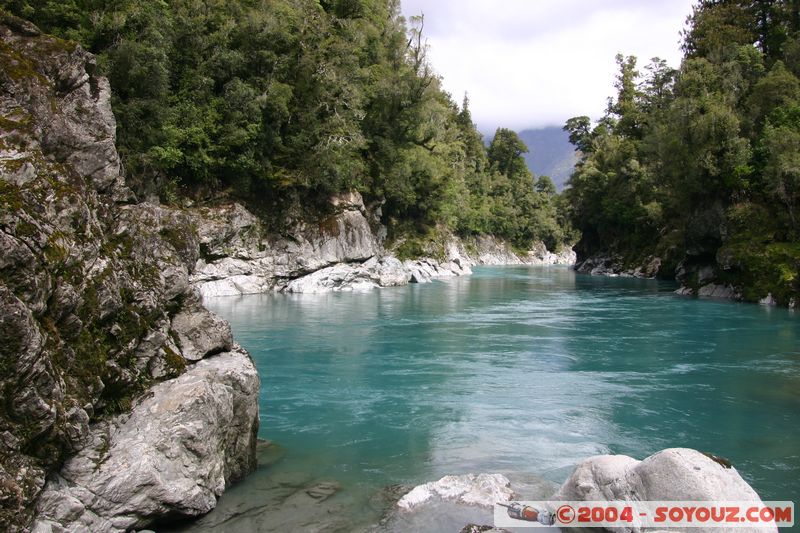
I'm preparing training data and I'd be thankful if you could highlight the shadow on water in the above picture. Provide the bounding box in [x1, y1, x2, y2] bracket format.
[169, 266, 800, 532]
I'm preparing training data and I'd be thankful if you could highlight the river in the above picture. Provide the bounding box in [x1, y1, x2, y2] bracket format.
[179, 266, 800, 531]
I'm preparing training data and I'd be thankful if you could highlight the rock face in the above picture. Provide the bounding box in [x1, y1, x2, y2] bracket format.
[191, 192, 383, 297]
[575, 254, 662, 279]
[31, 348, 259, 533]
[0, 17, 258, 531]
[191, 200, 576, 298]
[553, 448, 776, 533]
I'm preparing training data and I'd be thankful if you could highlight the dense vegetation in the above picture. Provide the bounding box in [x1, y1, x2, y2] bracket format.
[564, 0, 800, 304]
[2, 0, 573, 250]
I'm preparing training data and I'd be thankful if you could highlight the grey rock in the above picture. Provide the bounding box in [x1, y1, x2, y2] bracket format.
[191, 194, 382, 297]
[633, 256, 662, 278]
[283, 256, 411, 293]
[170, 297, 233, 361]
[193, 203, 263, 260]
[198, 275, 274, 298]
[698, 283, 737, 300]
[553, 448, 775, 533]
[191, 199, 573, 297]
[759, 293, 777, 306]
[698, 265, 715, 284]
[32, 348, 259, 533]
[283, 262, 378, 293]
[397, 474, 515, 509]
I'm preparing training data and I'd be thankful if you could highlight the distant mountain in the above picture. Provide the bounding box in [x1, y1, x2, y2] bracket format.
[516, 127, 578, 191]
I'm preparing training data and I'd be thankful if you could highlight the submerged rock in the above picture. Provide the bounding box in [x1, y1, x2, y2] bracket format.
[459, 525, 507, 533]
[397, 474, 515, 510]
[31, 348, 259, 533]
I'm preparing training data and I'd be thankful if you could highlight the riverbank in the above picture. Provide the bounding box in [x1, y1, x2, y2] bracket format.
[575, 252, 798, 308]
[189, 196, 575, 299]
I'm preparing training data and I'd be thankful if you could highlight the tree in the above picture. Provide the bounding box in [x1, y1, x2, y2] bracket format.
[607, 54, 644, 139]
[487, 128, 529, 177]
[535, 175, 557, 196]
[3, 0, 575, 253]
[760, 107, 800, 231]
[563, 116, 593, 154]
[640, 57, 677, 114]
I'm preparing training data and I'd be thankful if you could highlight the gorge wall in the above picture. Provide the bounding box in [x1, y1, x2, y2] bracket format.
[0, 16, 258, 532]
[189, 195, 575, 300]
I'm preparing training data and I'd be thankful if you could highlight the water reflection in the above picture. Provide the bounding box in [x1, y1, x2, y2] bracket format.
[191, 266, 800, 532]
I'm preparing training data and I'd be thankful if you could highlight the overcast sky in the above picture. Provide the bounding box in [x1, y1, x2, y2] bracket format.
[399, 0, 697, 134]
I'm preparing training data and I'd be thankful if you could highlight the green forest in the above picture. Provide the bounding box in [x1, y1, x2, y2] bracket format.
[3, 0, 799, 303]
[1, 0, 571, 250]
[564, 0, 800, 304]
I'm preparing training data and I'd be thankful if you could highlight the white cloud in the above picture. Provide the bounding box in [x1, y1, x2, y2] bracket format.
[400, 0, 697, 133]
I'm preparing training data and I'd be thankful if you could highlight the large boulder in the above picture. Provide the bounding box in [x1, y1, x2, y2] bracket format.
[553, 448, 777, 533]
[170, 297, 233, 361]
[31, 348, 259, 533]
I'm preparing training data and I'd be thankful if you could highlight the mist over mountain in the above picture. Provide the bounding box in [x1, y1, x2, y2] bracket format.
[485, 126, 578, 191]
[517, 127, 578, 190]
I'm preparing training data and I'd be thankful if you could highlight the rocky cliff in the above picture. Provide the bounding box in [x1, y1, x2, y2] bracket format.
[190, 196, 576, 299]
[0, 15, 258, 532]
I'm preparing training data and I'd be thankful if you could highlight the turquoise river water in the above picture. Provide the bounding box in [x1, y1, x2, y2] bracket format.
[185, 266, 800, 531]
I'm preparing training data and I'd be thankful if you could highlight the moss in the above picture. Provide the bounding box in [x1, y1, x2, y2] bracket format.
[0, 40, 46, 83]
[510, 243, 529, 257]
[35, 34, 79, 57]
[65, 325, 108, 389]
[42, 239, 68, 265]
[0, 180, 24, 211]
[461, 239, 478, 257]
[101, 231, 134, 260]
[158, 225, 188, 254]
[394, 237, 425, 261]
[93, 430, 111, 472]
[653, 228, 685, 278]
[392, 229, 448, 262]
[318, 215, 341, 237]
[0, 157, 28, 174]
[0, 111, 34, 136]
[163, 342, 187, 378]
